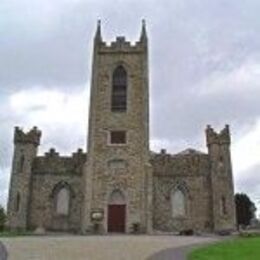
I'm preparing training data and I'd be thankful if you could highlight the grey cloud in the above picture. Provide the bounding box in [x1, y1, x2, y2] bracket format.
[1, 0, 260, 208]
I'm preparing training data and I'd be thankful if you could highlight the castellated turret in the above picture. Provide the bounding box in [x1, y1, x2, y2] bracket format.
[14, 126, 41, 146]
[206, 124, 230, 146]
[7, 127, 41, 229]
[206, 125, 236, 232]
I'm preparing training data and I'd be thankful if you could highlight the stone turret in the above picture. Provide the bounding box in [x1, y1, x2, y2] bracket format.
[7, 127, 41, 230]
[206, 125, 236, 232]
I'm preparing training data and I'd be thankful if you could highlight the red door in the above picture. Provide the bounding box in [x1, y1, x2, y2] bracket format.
[108, 205, 126, 233]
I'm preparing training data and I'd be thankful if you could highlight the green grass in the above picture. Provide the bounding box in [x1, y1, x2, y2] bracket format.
[188, 237, 260, 260]
[0, 230, 33, 237]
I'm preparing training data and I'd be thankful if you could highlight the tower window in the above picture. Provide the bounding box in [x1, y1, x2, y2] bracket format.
[111, 65, 127, 112]
[110, 131, 126, 144]
[15, 192, 20, 212]
[19, 155, 25, 173]
[221, 196, 227, 215]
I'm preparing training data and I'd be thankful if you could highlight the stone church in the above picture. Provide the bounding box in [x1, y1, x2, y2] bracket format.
[7, 21, 236, 234]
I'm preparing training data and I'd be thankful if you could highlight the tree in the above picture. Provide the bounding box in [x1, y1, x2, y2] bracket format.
[0, 205, 6, 231]
[235, 193, 256, 228]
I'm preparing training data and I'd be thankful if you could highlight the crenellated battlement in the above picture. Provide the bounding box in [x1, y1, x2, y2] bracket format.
[32, 148, 86, 176]
[72, 148, 86, 161]
[43, 148, 86, 161]
[206, 125, 230, 146]
[94, 20, 147, 53]
[44, 148, 59, 158]
[14, 126, 41, 146]
[151, 148, 210, 177]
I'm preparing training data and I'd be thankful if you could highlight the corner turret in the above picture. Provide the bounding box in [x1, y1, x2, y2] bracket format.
[206, 125, 236, 232]
[7, 127, 42, 230]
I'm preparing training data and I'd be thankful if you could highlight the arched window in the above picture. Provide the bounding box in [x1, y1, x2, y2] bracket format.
[56, 188, 70, 215]
[111, 66, 127, 112]
[109, 190, 125, 205]
[15, 192, 20, 212]
[171, 189, 186, 217]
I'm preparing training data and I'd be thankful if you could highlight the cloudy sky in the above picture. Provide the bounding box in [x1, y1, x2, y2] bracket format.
[1, 0, 260, 215]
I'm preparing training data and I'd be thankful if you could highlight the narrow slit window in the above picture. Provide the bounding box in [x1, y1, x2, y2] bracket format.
[19, 155, 25, 173]
[15, 193, 20, 212]
[221, 196, 227, 215]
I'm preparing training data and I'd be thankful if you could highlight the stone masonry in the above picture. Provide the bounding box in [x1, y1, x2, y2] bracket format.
[7, 21, 236, 234]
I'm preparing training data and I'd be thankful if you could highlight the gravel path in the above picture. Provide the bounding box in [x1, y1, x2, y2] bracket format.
[146, 245, 191, 260]
[146, 241, 219, 260]
[1, 235, 220, 260]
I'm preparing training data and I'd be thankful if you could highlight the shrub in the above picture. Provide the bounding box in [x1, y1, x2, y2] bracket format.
[0, 206, 6, 231]
[131, 222, 141, 234]
[179, 229, 194, 236]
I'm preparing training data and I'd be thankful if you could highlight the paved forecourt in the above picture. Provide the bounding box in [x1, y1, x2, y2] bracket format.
[1, 235, 220, 260]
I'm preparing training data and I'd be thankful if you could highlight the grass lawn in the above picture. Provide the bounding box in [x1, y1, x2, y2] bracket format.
[188, 237, 260, 260]
[0, 230, 33, 237]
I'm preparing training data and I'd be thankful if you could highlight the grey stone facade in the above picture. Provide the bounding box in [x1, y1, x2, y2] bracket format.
[7, 22, 236, 234]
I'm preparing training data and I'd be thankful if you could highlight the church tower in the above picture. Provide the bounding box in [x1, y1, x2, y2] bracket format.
[82, 21, 153, 233]
[206, 125, 236, 231]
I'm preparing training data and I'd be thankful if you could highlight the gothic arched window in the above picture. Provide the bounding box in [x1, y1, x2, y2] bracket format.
[56, 187, 70, 216]
[171, 189, 186, 217]
[109, 190, 125, 205]
[111, 65, 127, 112]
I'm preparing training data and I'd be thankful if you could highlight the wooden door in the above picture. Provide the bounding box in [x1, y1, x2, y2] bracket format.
[107, 205, 126, 233]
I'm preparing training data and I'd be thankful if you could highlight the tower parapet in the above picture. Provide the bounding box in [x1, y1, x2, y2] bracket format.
[93, 20, 148, 53]
[44, 148, 59, 158]
[14, 126, 41, 146]
[206, 125, 230, 146]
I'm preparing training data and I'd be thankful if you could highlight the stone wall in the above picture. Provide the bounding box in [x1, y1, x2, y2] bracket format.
[151, 149, 213, 232]
[27, 148, 86, 232]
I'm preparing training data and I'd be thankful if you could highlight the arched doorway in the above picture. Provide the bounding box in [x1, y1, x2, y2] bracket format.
[107, 190, 126, 233]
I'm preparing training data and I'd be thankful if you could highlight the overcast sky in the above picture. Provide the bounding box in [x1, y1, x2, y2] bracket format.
[1, 0, 260, 215]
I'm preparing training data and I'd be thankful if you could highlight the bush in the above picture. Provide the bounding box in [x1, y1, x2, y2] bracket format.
[179, 229, 194, 236]
[239, 231, 260, 238]
[0, 206, 6, 231]
[131, 222, 141, 234]
[216, 229, 232, 236]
